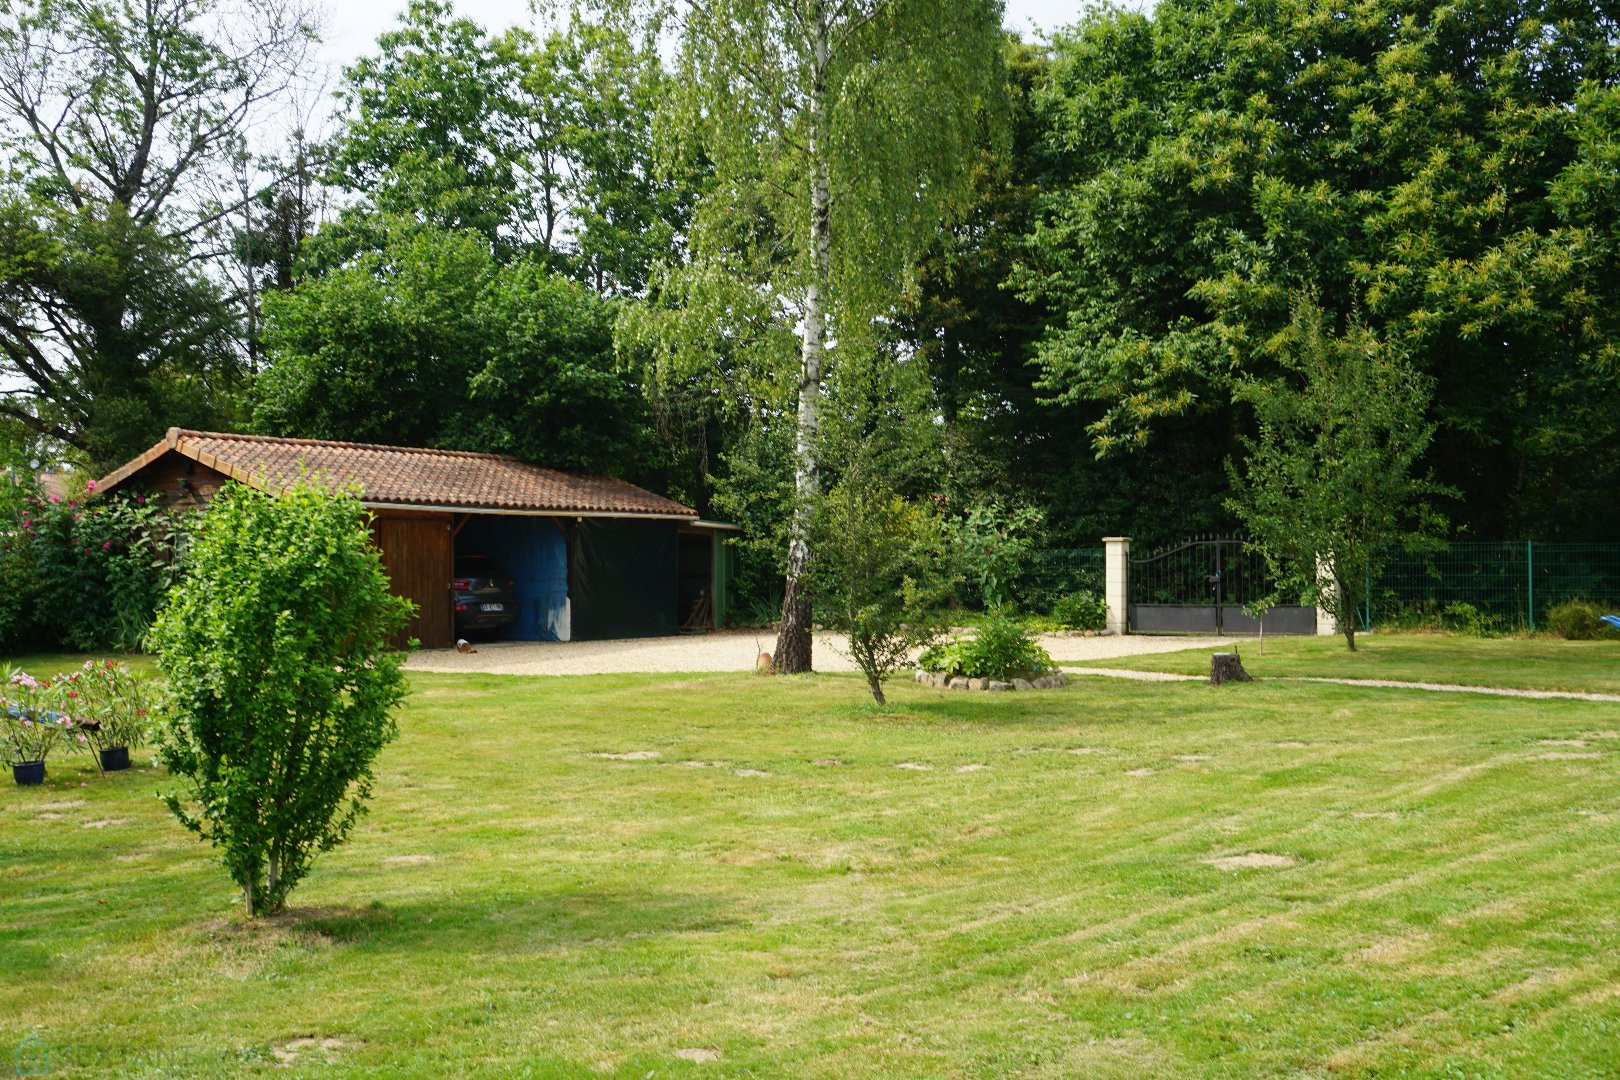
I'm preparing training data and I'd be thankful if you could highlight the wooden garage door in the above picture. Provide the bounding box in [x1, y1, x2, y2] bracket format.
[371, 513, 453, 650]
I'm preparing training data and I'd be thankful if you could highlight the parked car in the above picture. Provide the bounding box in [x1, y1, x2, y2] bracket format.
[452, 556, 518, 638]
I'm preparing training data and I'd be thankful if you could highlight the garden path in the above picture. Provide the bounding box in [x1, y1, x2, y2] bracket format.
[405, 629, 1239, 676]
[1069, 667, 1620, 703]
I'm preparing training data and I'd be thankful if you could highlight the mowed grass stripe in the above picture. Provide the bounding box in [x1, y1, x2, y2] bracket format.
[2, 659, 1618, 1078]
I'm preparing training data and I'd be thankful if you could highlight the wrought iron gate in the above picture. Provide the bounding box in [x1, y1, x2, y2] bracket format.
[1128, 536, 1317, 635]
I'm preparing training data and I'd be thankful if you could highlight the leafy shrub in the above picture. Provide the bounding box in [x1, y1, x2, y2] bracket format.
[1013, 550, 1104, 618]
[737, 588, 784, 629]
[1442, 602, 1504, 637]
[0, 535, 39, 653]
[809, 477, 949, 703]
[1051, 590, 1108, 631]
[1544, 599, 1620, 641]
[149, 480, 414, 916]
[946, 502, 1042, 610]
[918, 613, 1055, 681]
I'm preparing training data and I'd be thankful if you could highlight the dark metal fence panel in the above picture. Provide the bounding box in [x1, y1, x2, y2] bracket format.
[1367, 541, 1620, 631]
[1126, 536, 1313, 635]
[1535, 543, 1620, 619]
[1127, 536, 1302, 608]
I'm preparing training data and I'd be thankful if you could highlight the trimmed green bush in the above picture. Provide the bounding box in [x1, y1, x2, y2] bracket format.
[148, 479, 413, 916]
[1051, 590, 1108, 631]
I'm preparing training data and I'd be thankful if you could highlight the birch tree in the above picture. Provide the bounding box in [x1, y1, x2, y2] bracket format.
[644, 0, 1004, 672]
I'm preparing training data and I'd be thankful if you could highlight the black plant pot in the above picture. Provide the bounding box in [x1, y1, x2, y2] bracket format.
[12, 760, 45, 786]
[99, 746, 130, 772]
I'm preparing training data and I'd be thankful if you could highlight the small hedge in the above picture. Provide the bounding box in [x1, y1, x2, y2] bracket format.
[1544, 599, 1620, 641]
[917, 613, 1056, 681]
[1051, 590, 1108, 631]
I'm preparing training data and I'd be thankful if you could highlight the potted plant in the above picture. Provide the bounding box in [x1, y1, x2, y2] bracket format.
[1, 666, 79, 785]
[66, 660, 153, 772]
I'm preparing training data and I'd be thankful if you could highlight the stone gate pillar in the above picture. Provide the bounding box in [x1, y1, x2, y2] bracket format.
[1104, 537, 1132, 635]
[1315, 557, 1339, 636]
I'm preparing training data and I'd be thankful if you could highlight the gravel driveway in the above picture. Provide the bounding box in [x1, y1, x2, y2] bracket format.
[405, 628, 1239, 676]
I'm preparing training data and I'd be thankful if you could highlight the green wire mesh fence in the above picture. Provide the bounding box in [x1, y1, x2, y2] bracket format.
[1366, 542, 1620, 632]
[1015, 548, 1105, 614]
[1017, 541, 1618, 630]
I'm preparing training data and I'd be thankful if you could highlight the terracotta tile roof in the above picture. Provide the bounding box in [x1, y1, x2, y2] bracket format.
[97, 429, 698, 519]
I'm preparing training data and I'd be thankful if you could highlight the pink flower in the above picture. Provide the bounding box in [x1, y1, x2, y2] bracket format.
[135, 496, 145, 505]
[49, 494, 59, 503]
[102, 540, 112, 550]
[86, 480, 95, 491]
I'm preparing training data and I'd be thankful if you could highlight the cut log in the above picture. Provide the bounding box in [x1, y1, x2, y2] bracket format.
[1210, 652, 1252, 685]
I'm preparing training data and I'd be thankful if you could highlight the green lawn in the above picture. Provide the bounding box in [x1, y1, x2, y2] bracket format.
[1068, 633, 1620, 695]
[3, 660, 1619, 1077]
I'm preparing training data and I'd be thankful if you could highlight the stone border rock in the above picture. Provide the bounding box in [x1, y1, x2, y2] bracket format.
[913, 669, 1069, 692]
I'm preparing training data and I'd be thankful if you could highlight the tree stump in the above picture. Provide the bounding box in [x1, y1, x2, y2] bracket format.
[1210, 652, 1252, 685]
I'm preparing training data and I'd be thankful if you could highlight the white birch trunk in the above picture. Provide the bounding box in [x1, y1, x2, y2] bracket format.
[773, 7, 830, 674]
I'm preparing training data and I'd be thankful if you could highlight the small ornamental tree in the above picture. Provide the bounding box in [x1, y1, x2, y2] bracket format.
[808, 467, 950, 705]
[148, 479, 413, 916]
[1226, 300, 1449, 651]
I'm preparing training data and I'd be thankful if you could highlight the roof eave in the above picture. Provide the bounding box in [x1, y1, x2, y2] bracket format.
[362, 501, 697, 521]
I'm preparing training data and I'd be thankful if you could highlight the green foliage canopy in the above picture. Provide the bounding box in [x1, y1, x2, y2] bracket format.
[254, 224, 654, 476]
[0, 0, 315, 468]
[1021, 0, 1620, 537]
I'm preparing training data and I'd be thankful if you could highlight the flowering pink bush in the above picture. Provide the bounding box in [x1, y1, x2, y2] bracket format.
[1, 489, 184, 652]
[0, 661, 152, 771]
[0, 666, 89, 766]
[70, 659, 155, 751]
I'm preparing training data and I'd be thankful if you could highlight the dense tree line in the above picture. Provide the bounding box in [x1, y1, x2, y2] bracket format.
[2, 0, 1616, 622]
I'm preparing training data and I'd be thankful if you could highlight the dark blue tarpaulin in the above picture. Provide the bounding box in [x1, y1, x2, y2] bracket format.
[457, 516, 570, 641]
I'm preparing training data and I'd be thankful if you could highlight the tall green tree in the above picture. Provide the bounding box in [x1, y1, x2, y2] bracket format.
[254, 223, 654, 476]
[648, 0, 1006, 671]
[324, 1, 692, 295]
[551, 11, 696, 295]
[1021, 0, 1620, 539]
[1226, 300, 1450, 651]
[0, 0, 317, 469]
[329, 0, 542, 249]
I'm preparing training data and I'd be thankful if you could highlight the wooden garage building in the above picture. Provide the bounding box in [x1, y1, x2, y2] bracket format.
[96, 429, 737, 649]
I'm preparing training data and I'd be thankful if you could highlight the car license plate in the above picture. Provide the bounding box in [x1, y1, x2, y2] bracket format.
[480, 603, 503, 612]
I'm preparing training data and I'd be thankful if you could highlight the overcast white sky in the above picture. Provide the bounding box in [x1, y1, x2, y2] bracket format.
[316, 1, 1130, 75]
